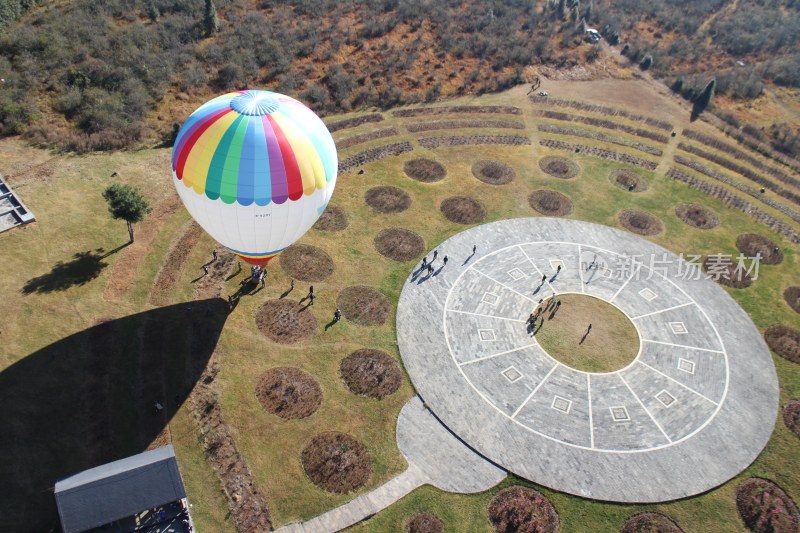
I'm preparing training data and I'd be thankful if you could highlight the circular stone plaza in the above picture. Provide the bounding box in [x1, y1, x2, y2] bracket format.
[397, 217, 779, 503]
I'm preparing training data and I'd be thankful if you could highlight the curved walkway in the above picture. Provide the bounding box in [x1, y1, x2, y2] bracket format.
[396, 217, 778, 502]
[276, 396, 505, 533]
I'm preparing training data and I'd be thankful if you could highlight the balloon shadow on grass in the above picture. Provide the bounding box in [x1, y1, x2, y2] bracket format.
[0, 298, 228, 532]
[21, 244, 130, 295]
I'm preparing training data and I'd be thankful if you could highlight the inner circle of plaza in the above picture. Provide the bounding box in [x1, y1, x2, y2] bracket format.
[396, 217, 778, 502]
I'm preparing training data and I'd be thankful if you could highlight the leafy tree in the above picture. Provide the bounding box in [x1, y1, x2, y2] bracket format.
[203, 0, 219, 36]
[584, 0, 593, 21]
[147, 0, 159, 21]
[102, 184, 151, 243]
[557, 0, 567, 19]
[640, 55, 653, 70]
[696, 78, 716, 107]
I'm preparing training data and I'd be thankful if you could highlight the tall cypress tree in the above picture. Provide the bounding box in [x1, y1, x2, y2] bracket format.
[204, 0, 219, 36]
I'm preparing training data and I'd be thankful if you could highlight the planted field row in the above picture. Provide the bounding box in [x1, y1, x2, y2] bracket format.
[419, 135, 531, 149]
[336, 127, 399, 150]
[338, 141, 414, 173]
[406, 119, 525, 132]
[666, 167, 800, 244]
[539, 139, 658, 170]
[682, 129, 800, 188]
[327, 113, 384, 133]
[675, 156, 800, 223]
[392, 105, 522, 117]
[529, 95, 673, 131]
[537, 110, 669, 144]
[678, 143, 800, 203]
[538, 124, 663, 156]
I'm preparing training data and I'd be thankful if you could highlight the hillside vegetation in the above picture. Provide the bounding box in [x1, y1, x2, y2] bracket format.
[0, 0, 798, 155]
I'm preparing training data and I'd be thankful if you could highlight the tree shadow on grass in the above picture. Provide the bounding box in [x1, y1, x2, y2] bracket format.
[0, 298, 228, 531]
[21, 244, 130, 294]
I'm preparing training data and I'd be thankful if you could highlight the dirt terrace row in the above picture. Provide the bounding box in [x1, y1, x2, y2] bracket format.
[529, 95, 674, 131]
[406, 119, 525, 132]
[538, 124, 663, 157]
[536, 110, 670, 144]
[675, 155, 800, 224]
[539, 139, 658, 171]
[338, 141, 414, 173]
[419, 135, 531, 149]
[666, 167, 800, 244]
[326, 113, 384, 132]
[336, 127, 399, 150]
[392, 105, 522, 117]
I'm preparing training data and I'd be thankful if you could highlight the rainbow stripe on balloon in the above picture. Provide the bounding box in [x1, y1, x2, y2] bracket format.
[171, 90, 337, 205]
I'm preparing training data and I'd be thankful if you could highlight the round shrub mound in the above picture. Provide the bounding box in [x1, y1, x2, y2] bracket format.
[440, 196, 487, 224]
[736, 478, 799, 533]
[703, 255, 753, 289]
[256, 300, 317, 344]
[337, 286, 391, 326]
[785, 287, 800, 314]
[340, 349, 402, 399]
[488, 486, 559, 533]
[539, 156, 579, 179]
[609, 169, 648, 192]
[301, 432, 372, 493]
[529, 189, 573, 216]
[619, 210, 663, 236]
[621, 512, 684, 533]
[675, 203, 718, 230]
[783, 400, 800, 438]
[736, 234, 784, 265]
[313, 205, 349, 232]
[279, 244, 335, 282]
[408, 512, 444, 533]
[255, 367, 322, 419]
[404, 158, 446, 183]
[365, 186, 412, 213]
[764, 325, 800, 364]
[472, 160, 516, 185]
[374, 228, 425, 262]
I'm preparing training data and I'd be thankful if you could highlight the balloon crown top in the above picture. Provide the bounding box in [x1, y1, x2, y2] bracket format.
[230, 90, 281, 116]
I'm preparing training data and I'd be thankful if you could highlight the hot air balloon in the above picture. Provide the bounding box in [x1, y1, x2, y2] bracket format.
[171, 89, 337, 265]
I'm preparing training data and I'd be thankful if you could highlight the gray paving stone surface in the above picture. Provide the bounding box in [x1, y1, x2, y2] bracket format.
[396, 217, 779, 502]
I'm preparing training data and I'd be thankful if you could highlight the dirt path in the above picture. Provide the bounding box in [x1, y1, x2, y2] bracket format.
[696, 0, 738, 37]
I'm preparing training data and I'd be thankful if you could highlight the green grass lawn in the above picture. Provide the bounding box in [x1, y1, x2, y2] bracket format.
[0, 82, 798, 533]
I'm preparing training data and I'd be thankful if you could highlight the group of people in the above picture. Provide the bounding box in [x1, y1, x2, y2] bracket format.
[527, 295, 561, 332]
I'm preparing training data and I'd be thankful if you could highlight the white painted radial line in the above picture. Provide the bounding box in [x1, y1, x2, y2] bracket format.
[518, 245, 556, 294]
[512, 363, 559, 418]
[578, 244, 586, 294]
[473, 268, 537, 303]
[587, 374, 595, 449]
[609, 262, 641, 303]
[642, 339, 724, 354]
[632, 301, 694, 320]
[447, 309, 527, 323]
[459, 343, 539, 366]
[637, 361, 719, 406]
[618, 373, 673, 444]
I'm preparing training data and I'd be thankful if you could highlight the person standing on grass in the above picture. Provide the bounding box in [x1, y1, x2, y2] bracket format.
[259, 269, 266, 288]
[202, 264, 209, 276]
[334, 308, 341, 322]
[212, 249, 217, 262]
[309, 292, 315, 306]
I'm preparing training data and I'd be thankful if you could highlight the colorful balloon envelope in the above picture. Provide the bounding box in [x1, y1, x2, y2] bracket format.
[171, 90, 337, 265]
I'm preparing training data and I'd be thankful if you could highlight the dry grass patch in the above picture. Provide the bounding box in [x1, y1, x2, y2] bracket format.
[374, 228, 425, 262]
[621, 512, 684, 533]
[736, 234, 783, 265]
[365, 186, 412, 213]
[529, 190, 573, 216]
[609, 169, 648, 192]
[404, 158, 446, 183]
[783, 400, 800, 438]
[675, 203, 719, 230]
[255, 300, 318, 344]
[539, 155, 579, 179]
[440, 196, 487, 224]
[785, 287, 800, 314]
[255, 367, 322, 420]
[337, 286, 391, 326]
[279, 244, 335, 282]
[488, 486, 559, 533]
[764, 325, 800, 364]
[736, 478, 799, 533]
[313, 205, 349, 232]
[471, 159, 516, 185]
[618, 209, 663, 236]
[407, 512, 444, 533]
[301, 432, 372, 494]
[340, 349, 402, 399]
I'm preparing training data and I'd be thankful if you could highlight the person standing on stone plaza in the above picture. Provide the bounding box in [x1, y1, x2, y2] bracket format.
[427, 264, 434, 276]
[443, 256, 448, 266]
[541, 274, 547, 284]
[433, 250, 438, 261]
[473, 245, 477, 254]
[557, 264, 562, 274]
